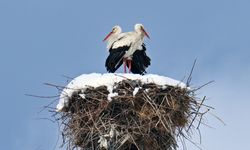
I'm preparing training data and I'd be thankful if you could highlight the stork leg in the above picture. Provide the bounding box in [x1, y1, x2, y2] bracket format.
[128, 59, 132, 73]
[123, 58, 127, 73]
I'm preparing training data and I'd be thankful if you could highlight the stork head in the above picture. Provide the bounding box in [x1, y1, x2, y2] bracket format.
[135, 23, 150, 39]
[103, 25, 122, 42]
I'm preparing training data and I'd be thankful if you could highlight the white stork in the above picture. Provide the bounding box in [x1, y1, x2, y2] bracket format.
[103, 25, 122, 50]
[103, 24, 151, 74]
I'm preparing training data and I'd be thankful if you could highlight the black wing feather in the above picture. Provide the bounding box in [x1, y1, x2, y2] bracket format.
[128, 44, 151, 75]
[105, 46, 129, 73]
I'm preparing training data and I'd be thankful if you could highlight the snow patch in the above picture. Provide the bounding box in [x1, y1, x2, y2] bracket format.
[133, 87, 140, 96]
[79, 94, 85, 99]
[57, 73, 187, 111]
[98, 136, 108, 149]
[108, 92, 118, 101]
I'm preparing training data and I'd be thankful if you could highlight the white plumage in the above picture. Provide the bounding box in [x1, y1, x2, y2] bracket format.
[111, 24, 149, 57]
[103, 23, 151, 74]
[103, 25, 122, 50]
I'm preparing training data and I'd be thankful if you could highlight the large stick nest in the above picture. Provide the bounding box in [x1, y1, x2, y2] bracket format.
[56, 79, 207, 150]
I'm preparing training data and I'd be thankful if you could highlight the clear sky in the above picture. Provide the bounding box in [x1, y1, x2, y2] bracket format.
[0, 0, 250, 149]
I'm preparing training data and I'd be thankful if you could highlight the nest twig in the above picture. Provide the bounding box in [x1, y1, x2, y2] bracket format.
[52, 78, 211, 150]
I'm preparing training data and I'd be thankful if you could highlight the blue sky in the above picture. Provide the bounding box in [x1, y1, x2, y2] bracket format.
[0, 0, 250, 149]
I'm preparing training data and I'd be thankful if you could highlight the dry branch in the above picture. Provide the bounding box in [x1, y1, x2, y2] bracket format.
[52, 78, 211, 150]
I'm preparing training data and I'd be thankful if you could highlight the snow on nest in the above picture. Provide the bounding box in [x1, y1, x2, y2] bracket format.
[57, 73, 187, 111]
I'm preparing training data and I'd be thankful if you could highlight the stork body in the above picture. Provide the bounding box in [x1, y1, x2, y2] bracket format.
[103, 24, 151, 74]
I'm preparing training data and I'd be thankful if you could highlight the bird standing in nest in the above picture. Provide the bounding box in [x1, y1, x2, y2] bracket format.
[103, 24, 151, 75]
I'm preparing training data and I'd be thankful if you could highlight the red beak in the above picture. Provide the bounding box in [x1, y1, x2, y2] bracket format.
[103, 31, 113, 42]
[141, 27, 150, 39]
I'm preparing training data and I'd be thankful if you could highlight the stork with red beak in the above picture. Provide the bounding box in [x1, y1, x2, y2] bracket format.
[103, 23, 151, 74]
